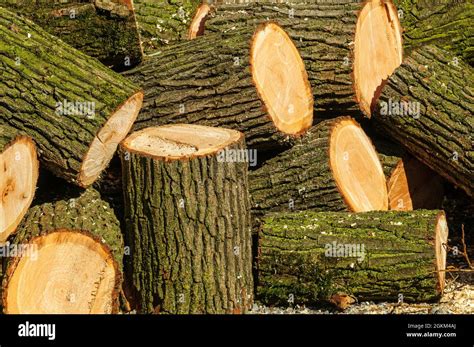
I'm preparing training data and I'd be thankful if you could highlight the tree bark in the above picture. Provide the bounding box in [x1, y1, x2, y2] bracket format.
[258, 210, 449, 306]
[120, 125, 254, 314]
[199, 0, 403, 117]
[123, 23, 313, 151]
[393, 0, 474, 65]
[250, 117, 388, 221]
[0, 7, 143, 187]
[373, 45, 474, 198]
[1, 187, 124, 314]
[133, 0, 202, 53]
[1, 0, 143, 71]
[0, 125, 39, 244]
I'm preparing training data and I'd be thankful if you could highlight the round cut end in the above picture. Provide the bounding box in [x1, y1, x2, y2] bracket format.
[188, 3, 211, 39]
[250, 23, 313, 135]
[4, 231, 119, 314]
[354, 0, 403, 116]
[78, 91, 143, 187]
[122, 124, 243, 160]
[435, 213, 449, 294]
[0, 137, 38, 244]
[329, 118, 388, 211]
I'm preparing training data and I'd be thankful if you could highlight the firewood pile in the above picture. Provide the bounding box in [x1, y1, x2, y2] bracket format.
[0, 0, 472, 314]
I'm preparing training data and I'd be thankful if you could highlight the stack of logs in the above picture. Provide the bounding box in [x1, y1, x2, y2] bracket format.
[0, 0, 472, 314]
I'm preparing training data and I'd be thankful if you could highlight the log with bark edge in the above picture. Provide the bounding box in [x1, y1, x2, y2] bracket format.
[0, 125, 39, 244]
[1, 187, 124, 314]
[0, 7, 144, 187]
[373, 45, 474, 198]
[250, 117, 388, 220]
[123, 22, 313, 151]
[258, 210, 449, 306]
[133, 0, 202, 53]
[120, 124, 253, 314]
[393, 0, 474, 65]
[1, 0, 143, 71]
[190, 0, 403, 117]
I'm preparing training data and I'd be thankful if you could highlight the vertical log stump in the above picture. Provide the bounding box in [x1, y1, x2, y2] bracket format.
[0, 125, 39, 244]
[1, 188, 124, 314]
[120, 124, 253, 314]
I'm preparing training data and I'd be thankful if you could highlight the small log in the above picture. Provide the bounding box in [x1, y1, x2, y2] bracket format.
[0, 7, 143, 187]
[120, 124, 254, 313]
[258, 210, 449, 306]
[0, 125, 39, 244]
[124, 22, 313, 151]
[1, 188, 124, 314]
[373, 45, 474, 198]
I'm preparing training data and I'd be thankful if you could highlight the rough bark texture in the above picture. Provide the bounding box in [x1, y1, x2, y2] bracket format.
[123, 26, 309, 151]
[133, 0, 201, 53]
[203, 2, 366, 118]
[393, 0, 474, 65]
[0, 7, 142, 186]
[1, 0, 143, 71]
[1, 187, 124, 313]
[0, 124, 25, 152]
[120, 135, 254, 314]
[370, 135, 406, 178]
[373, 45, 474, 198]
[250, 117, 362, 219]
[258, 210, 446, 305]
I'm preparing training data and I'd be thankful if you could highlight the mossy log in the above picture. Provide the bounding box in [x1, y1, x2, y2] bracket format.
[1, 187, 124, 314]
[124, 22, 313, 151]
[1, 0, 143, 70]
[120, 124, 254, 314]
[194, 0, 403, 117]
[0, 7, 143, 187]
[250, 117, 388, 220]
[393, 0, 474, 65]
[373, 45, 474, 198]
[258, 210, 449, 306]
[0, 125, 39, 244]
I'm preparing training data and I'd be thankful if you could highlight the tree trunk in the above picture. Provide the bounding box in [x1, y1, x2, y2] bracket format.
[373, 45, 474, 198]
[0, 125, 39, 244]
[1, 0, 143, 71]
[250, 117, 388, 222]
[393, 0, 474, 65]
[1, 187, 124, 314]
[0, 7, 143, 187]
[258, 210, 449, 307]
[133, 0, 202, 53]
[194, 0, 403, 117]
[123, 22, 313, 151]
[120, 124, 254, 314]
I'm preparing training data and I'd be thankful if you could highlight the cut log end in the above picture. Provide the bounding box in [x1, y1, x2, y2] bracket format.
[0, 136, 38, 244]
[435, 212, 449, 294]
[251, 23, 313, 135]
[3, 230, 120, 314]
[354, 0, 403, 117]
[188, 3, 211, 39]
[329, 118, 388, 211]
[78, 91, 143, 187]
[122, 124, 243, 160]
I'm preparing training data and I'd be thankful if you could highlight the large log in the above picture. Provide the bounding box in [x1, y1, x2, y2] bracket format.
[258, 210, 449, 306]
[192, 0, 403, 117]
[120, 124, 254, 314]
[1, 188, 124, 314]
[373, 45, 474, 198]
[133, 0, 202, 53]
[1, 0, 143, 70]
[250, 117, 388, 219]
[124, 22, 313, 151]
[393, 0, 474, 65]
[0, 7, 143, 187]
[0, 125, 39, 244]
